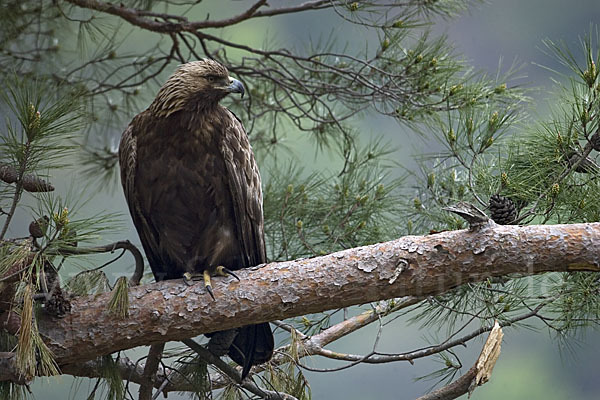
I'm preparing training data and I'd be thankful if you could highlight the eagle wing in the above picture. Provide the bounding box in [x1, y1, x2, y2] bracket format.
[220, 109, 273, 375]
[119, 120, 169, 280]
[220, 109, 267, 268]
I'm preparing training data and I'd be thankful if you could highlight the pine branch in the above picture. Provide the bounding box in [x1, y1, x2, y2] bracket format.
[515, 127, 600, 223]
[0, 221, 594, 377]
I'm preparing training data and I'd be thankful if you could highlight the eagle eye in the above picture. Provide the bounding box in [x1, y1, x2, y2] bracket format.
[207, 76, 215, 83]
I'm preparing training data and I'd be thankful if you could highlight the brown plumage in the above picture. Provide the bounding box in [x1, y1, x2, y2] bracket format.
[119, 59, 273, 378]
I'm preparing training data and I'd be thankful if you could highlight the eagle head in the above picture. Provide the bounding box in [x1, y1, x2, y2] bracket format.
[150, 59, 244, 117]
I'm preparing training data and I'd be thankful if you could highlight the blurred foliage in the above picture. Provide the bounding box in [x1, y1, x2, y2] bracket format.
[263, 134, 403, 261]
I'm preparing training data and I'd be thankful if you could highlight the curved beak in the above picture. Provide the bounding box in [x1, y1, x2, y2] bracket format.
[227, 77, 245, 98]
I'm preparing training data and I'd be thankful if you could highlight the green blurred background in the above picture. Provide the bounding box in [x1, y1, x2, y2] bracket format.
[17, 1, 600, 398]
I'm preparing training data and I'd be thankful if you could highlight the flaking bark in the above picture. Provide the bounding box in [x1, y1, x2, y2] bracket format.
[3, 221, 600, 378]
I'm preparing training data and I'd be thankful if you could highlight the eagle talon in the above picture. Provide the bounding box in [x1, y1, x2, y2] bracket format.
[205, 284, 215, 301]
[183, 272, 195, 286]
[216, 266, 240, 281]
[184, 268, 235, 299]
[203, 269, 216, 300]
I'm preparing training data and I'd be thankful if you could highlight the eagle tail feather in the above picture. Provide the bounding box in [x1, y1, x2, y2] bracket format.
[229, 323, 274, 379]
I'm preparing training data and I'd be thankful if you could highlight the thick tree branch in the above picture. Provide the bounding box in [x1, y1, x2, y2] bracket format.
[1, 222, 599, 381]
[0, 353, 30, 385]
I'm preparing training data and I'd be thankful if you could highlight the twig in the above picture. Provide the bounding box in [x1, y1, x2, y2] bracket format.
[53, 240, 145, 286]
[0, 143, 31, 241]
[65, 0, 332, 32]
[151, 375, 171, 400]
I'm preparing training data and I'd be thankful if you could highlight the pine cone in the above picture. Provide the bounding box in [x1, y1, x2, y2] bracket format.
[29, 216, 49, 238]
[42, 261, 71, 317]
[44, 286, 71, 317]
[489, 194, 517, 225]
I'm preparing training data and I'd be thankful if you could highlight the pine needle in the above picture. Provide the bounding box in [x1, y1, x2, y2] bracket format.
[172, 354, 210, 397]
[100, 355, 125, 400]
[0, 381, 29, 400]
[107, 276, 129, 318]
[16, 284, 35, 379]
[263, 329, 312, 400]
[31, 322, 59, 377]
[15, 283, 58, 379]
[218, 383, 243, 400]
[66, 270, 111, 296]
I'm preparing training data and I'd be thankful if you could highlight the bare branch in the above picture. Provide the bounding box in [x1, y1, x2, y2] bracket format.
[310, 297, 422, 348]
[65, 0, 334, 32]
[54, 240, 145, 286]
[306, 304, 540, 366]
[251, 1, 333, 18]
[415, 321, 503, 400]
[138, 344, 165, 400]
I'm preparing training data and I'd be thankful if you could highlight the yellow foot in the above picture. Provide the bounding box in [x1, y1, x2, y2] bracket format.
[215, 266, 240, 281]
[202, 269, 215, 300]
[183, 267, 240, 301]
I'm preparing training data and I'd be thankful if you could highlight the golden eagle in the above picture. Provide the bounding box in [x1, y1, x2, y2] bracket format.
[119, 59, 273, 378]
